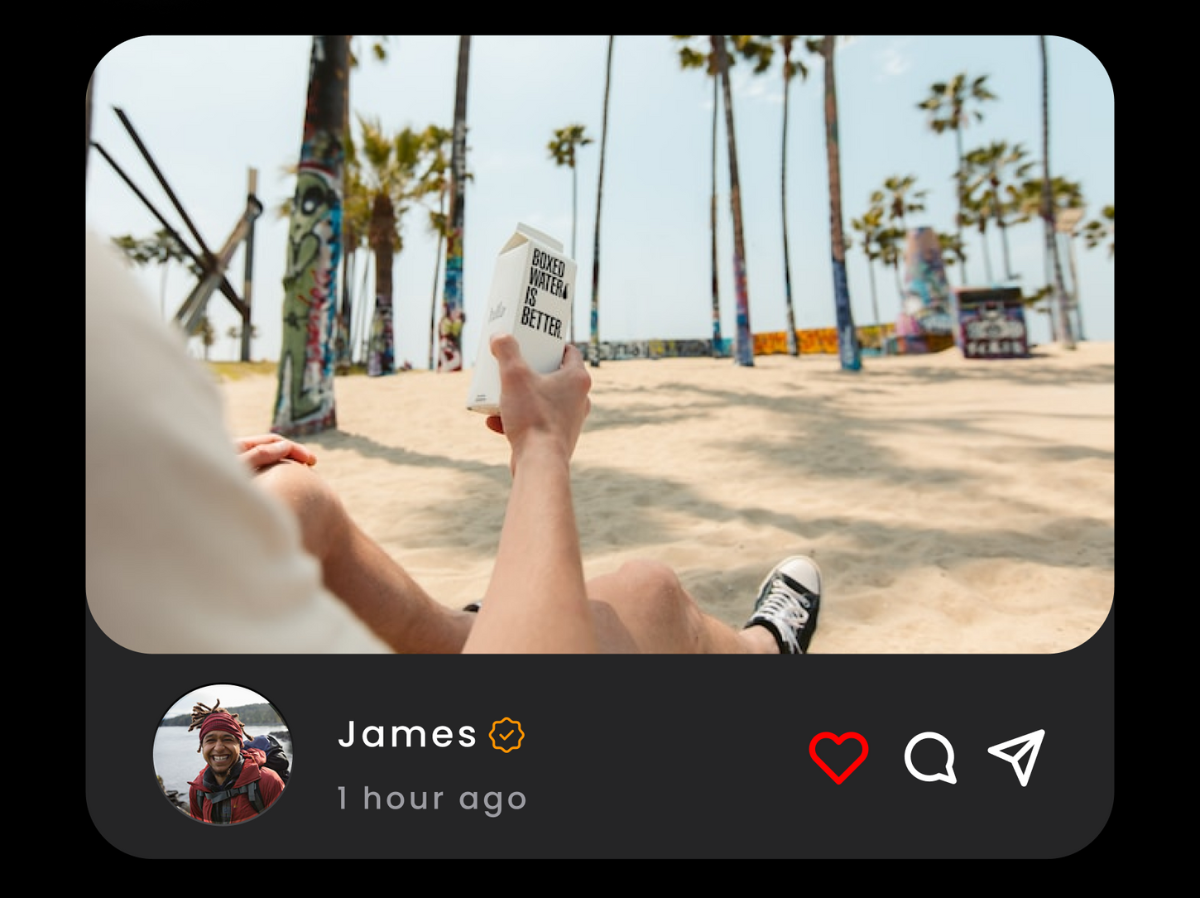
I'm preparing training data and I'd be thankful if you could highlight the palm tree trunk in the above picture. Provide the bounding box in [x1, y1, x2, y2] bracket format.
[997, 213, 1014, 280]
[336, 221, 355, 371]
[589, 36, 614, 368]
[438, 35, 471, 372]
[1040, 36, 1074, 349]
[709, 72, 722, 357]
[978, 221, 993, 283]
[864, 251, 883, 353]
[353, 253, 372, 364]
[367, 195, 396, 376]
[781, 46, 799, 357]
[821, 35, 861, 372]
[714, 35, 754, 367]
[1066, 232, 1085, 340]
[429, 192, 445, 370]
[272, 34, 348, 435]
[570, 159, 578, 343]
[954, 127, 968, 284]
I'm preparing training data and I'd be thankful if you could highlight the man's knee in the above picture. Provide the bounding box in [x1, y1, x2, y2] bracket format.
[594, 559, 696, 627]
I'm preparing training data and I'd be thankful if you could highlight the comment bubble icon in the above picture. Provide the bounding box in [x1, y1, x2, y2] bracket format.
[905, 732, 957, 784]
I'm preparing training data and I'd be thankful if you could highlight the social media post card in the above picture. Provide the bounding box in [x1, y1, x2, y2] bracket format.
[85, 34, 1114, 858]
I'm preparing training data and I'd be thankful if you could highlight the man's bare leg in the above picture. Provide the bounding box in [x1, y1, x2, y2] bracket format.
[255, 460, 474, 654]
[582, 560, 782, 654]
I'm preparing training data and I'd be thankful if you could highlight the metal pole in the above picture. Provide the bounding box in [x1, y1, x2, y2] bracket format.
[241, 167, 258, 361]
[112, 107, 245, 313]
[177, 197, 262, 334]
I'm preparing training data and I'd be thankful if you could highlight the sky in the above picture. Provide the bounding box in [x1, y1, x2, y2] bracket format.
[86, 35, 1114, 368]
[163, 683, 273, 720]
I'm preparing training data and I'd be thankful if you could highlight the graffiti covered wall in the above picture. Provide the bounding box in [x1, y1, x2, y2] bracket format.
[956, 287, 1030, 359]
[271, 35, 347, 436]
[568, 327, 899, 362]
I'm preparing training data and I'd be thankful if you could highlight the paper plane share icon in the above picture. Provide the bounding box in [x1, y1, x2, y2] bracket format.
[987, 729, 1045, 787]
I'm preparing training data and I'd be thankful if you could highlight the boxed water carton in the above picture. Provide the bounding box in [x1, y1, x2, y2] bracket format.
[467, 223, 577, 415]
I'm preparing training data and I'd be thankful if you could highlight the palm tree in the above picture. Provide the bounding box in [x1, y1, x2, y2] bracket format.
[111, 228, 203, 319]
[226, 323, 259, 358]
[963, 141, 1033, 281]
[437, 35, 471, 373]
[589, 36, 614, 368]
[917, 72, 997, 285]
[272, 35, 349, 436]
[1012, 174, 1085, 342]
[714, 34, 767, 367]
[960, 176, 996, 284]
[850, 197, 887, 349]
[337, 135, 371, 370]
[548, 124, 593, 260]
[331, 37, 392, 372]
[774, 35, 810, 356]
[936, 230, 967, 280]
[813, 35, 861, 371]
[881, 174, 927, 236]
[357, 117, 427, 376]
[673, 35, 725, 357]
[195, 314, 216, 361]
[548, 123, 593, 342]
[1082, 204, 1114, 258]
[416, 125, 454, 370]
[878, 225, 906, 309]
[1011, 175, 1084, 230]
[877, 174, 927, 300]
[1039, 36, 1074, 349]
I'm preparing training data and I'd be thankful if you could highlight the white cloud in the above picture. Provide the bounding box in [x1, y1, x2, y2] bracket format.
[875, 38, 914, 81]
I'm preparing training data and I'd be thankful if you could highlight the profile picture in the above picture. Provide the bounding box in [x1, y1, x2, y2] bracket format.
[153, 683, 291, 824]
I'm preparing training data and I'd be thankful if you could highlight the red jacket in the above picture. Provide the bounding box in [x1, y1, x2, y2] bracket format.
[189, 747, 284, 823]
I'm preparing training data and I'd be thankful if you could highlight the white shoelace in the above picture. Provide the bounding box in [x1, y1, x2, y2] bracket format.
[755, 581, 811, 653]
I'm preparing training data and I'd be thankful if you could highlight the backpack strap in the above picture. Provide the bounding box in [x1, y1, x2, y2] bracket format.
[206, 780, 267, 822]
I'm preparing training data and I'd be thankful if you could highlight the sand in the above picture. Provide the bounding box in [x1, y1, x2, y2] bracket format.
[217, 341, 1114, 654]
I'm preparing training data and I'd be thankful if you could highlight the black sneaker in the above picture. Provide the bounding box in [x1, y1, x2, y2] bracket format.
[463, 599, 482, 613]
[743, 556, 822, 654]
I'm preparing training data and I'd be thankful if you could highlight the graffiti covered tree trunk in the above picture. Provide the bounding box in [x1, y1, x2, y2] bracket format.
[366, 192, 397, 376]
[714, 35, 754, 367]
[437, 36, 470, 373]
[821, 35, 862, 372]
[272, 35, 348, 435]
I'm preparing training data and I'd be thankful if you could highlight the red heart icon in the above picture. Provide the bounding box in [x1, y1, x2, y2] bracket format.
[809, 732, 869, 784]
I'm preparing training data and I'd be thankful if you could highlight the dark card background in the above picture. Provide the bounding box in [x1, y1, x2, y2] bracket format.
[86, 600, 1113, 859]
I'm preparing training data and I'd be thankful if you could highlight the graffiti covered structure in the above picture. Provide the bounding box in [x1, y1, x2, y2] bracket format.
[898, 226, 955, 336]
[272, 35, 347, 436]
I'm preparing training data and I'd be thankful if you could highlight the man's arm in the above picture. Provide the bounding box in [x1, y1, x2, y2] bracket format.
[462, 334, 597, 653]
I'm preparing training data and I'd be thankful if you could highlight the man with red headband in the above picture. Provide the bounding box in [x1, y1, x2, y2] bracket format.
[188, 709, 285, 824]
